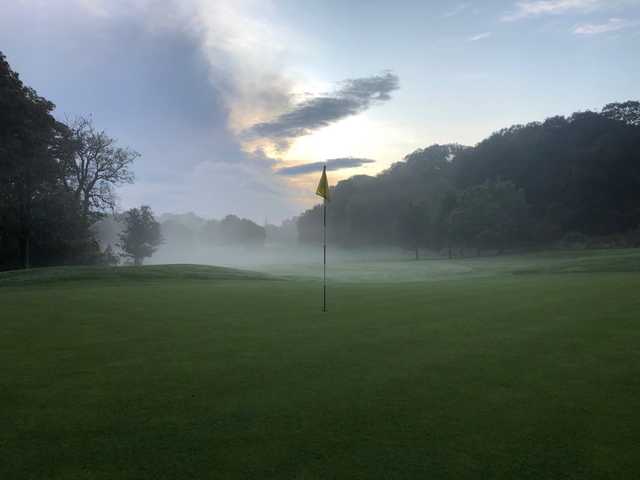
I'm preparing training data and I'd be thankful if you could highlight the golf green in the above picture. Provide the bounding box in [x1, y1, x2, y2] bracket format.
[2, 257, 640, 478]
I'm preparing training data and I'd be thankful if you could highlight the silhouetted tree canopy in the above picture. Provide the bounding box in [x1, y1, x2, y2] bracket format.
[2, 50, 639, 265]
[200, 215, 266, 246]
[448, 180, 529, 254]
[0, 52, 139, 270]
[298, 104, 640, 254]
[601, 100, 640, 127]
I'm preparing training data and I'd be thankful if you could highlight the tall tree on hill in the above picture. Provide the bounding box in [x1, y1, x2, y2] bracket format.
[119, 206, 163, 266]
[60, 116, 138, 219]
[0, 51, 62, 268]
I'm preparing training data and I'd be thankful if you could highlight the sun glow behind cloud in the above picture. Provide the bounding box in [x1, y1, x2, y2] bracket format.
[170, 0, 400, 197]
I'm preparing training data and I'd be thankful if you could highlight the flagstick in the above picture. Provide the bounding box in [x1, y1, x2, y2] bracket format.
[323, 196, 327, 313]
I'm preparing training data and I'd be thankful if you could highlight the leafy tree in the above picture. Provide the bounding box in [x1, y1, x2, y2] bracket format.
[265, 218, 298, 244]
[453, 112, 640, 238]
[448, 180, 529, 254]
[100, 245, 120, 266]
[118, 206, 162, 265]
[297, 145, 462, 250]
[199, 219, 221, 244]
[161, 220, 196, 247]
[397, 201, 429, 259]
[1, 52, 138, 270]
[197, 216, 265, 246]
[0, 51, 67, 267]
[601, 100, 640, 127]
[217, 215, 266, 246]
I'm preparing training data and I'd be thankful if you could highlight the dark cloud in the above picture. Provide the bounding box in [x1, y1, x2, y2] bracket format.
[0, 3, 301, 223]
[276, 157, 375, 176]
[244, 72, 398, 145]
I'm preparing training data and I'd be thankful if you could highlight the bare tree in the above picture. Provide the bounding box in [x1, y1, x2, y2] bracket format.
[61, 116, 138, 218]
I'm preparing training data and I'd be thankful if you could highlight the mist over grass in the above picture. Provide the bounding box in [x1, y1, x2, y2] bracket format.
[148, 240, 640, 283]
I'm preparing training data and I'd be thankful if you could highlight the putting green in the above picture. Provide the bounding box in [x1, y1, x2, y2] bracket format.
[2, 257, 640, 478]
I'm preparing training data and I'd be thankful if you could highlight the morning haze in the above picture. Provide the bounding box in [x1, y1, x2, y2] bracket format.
[2, 0, 640, 478]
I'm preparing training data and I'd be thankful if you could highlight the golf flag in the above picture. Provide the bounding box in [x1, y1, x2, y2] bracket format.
[316, 165, 330, 201]
[316, 165, 329, 312]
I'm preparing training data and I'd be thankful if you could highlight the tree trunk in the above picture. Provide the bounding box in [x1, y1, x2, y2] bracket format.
[415, 246, 419, 260]
[25, 236, 30, 269]
[82, 192, 91, 220]
[19, 235, 31, 269]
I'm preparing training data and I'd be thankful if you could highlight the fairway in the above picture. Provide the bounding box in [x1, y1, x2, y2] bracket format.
[2, 254, 640, 479]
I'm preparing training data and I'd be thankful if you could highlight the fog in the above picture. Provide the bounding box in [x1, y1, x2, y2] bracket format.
[93, 211, 421, 279]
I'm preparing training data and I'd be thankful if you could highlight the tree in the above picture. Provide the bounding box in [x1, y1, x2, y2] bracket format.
[296, 145, 462, 249]
[601, 100, 640, 127]
[217, 215, 266, 246]
[200, 219, 221, 244]
[0, 51, 61, 268]
[448, 180, 529, 254]
[118, 206, 162, 265]
[61, 116, 138, 219]
[397, 201, 429, 259]
[0, 52, 138, 270]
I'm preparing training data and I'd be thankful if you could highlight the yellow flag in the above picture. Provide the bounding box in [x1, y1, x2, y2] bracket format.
[315, 165, 330, 201]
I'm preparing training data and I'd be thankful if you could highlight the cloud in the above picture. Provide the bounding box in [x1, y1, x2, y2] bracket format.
[0, 0, 315, 223]
[468, 32, 492, 41]
[243, 72, 399, 149]
[501, 0, 609, 21]
[276, 158, 375, 176]
[192, 0, 301, 134]
[573, 17, 640, 34]
[442, 3, 470, 17]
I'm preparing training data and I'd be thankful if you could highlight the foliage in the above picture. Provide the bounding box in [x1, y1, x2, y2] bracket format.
[454, 111, 640, 239]
[448, 180, 529, 253]
[118, 206, 163, 265]
[0, 52, 138, 270]
[200, 215, 266, 246]
[297, 103, 640, 254]
[601, 100, 640, 127]
[265, 218, 298, 244]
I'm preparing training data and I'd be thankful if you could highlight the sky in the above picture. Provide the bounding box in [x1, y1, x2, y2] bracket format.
[1, 0, 639, 223]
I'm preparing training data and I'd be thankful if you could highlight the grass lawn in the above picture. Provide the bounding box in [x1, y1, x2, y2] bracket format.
[2, 254, 640, 479]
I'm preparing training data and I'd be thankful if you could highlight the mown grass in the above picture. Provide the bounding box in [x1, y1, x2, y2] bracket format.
[0, 264, 270, 287]
[264, 247, 640, 282]
[1, 255, 640, 479]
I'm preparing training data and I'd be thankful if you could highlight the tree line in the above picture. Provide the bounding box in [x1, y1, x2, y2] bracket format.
[93, 212, 269, 260]
[4, 48, 639, 267]
[0, 52, 163, 270]
[297, 101, 640, 257]
[154, 213, 267, 251]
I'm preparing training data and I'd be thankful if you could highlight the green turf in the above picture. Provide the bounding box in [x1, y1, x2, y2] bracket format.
[0, 264, 271, 287]
[2, 253, 640, 479]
